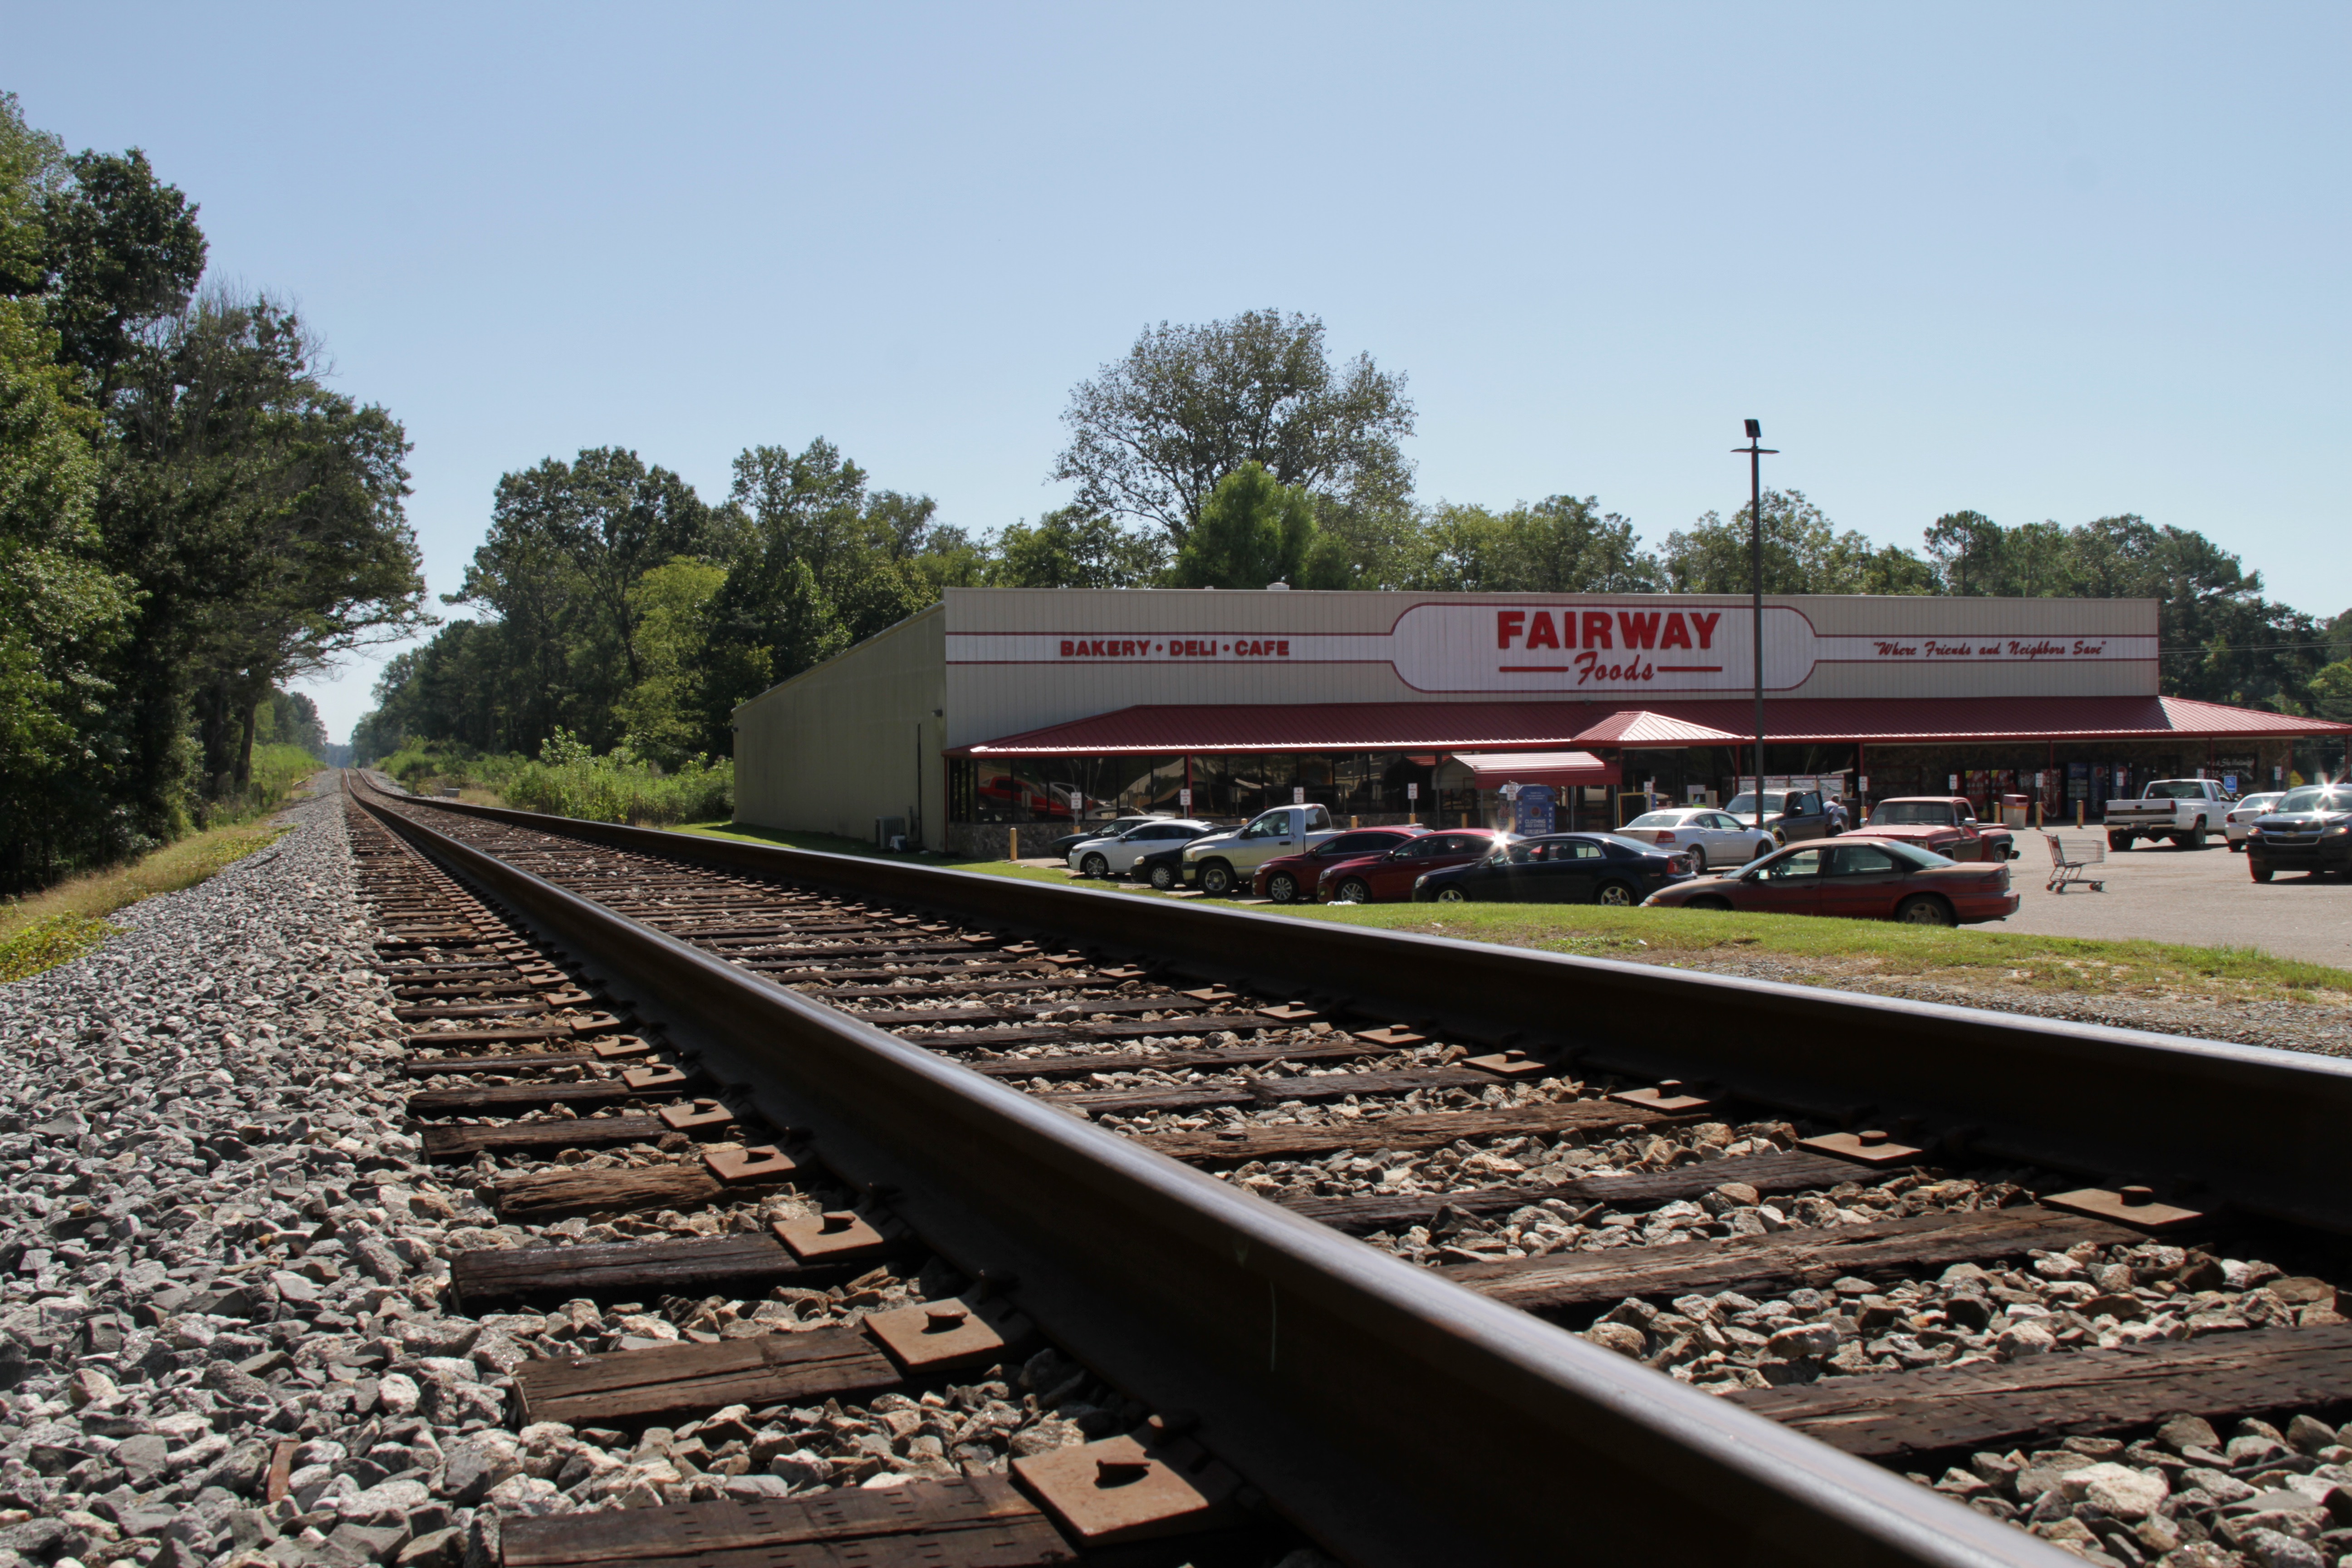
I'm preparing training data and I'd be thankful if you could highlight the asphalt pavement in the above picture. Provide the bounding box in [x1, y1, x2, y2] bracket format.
[2001, 828, 2350, 969]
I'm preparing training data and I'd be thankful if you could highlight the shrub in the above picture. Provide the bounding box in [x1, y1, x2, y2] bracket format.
[500, 730, 732, 826]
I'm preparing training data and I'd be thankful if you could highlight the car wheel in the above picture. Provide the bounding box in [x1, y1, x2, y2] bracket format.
[1749, 840, 1771, 862]
[1894, 895, 1955, 926]
[1198, 862, 1235, 897]
[1436, 886, 1468, 902]
[1335, 877, 1372, 904]
[2230, 840, 2244, 853]
[1148, 863, 1177, 890]
[2250, 863, 2274, 884]
[1267, 872, 1299, 904]
[1079, 853, 1108, 877]
[2107, 833, 2132, 852]
[1686, 847, 1707, 874]
[1689, 895, 1734, 911]
[1594, 881, 1637, 907]
[2183, 823, 2206, 851]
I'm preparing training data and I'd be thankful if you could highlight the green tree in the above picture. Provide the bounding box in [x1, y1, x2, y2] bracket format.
[1406, 495, 1658, 593]
[0, 93, 64, 297]
[1167, 464, 1352, 590]
[0, 294, 138, 888]
[102, 289, 428, 810]
[695, 438, 964, 745]
[1659, 489, 1934, 596]
[467, 448, 720, 705]
[38, 148, 207, 405]
[1054, 309, 1415, 543]
[2310, 660, 2352, 725]
[614, 556, 727, 765]
[986, 505, 1165, 588]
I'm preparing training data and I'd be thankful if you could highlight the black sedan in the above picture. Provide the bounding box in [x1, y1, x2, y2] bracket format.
[1411, 833, 1693, 906]
[2247, 783, 2352, 882]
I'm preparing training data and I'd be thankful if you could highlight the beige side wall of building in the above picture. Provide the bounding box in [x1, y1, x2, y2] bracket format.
[732, 605, 947, 849]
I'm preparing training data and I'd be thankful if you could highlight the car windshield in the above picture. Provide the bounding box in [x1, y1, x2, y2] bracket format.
[2275, 787, 2352, 813]
[1625, 812, 1690, 828]
[2234, 795, 2280, 812]
[1869, 801, 1955, 826]
[1595, 834, 1656, 856]
[2144, 781, 2213, 799]
[1722, 793, 1786, 815]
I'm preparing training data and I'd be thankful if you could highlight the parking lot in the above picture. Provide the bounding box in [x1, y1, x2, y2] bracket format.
[2003, 831, 2349, 968]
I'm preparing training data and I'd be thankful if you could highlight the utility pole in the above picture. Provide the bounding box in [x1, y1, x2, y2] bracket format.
[1735, 419, 1777, 833]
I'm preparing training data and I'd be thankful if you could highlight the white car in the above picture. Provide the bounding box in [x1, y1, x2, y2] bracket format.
[2224, 792, 2283, 852]
[1067, 818, 1217, 877]
[1620, 808, 1777, 874]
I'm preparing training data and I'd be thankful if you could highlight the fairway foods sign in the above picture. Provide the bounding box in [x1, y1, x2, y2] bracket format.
[950, 602, 2156, 694]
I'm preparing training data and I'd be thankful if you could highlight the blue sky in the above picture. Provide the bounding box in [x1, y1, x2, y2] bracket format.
[12, 3, 2347, 741]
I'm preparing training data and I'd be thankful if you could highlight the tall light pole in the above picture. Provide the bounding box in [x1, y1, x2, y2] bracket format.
[1735, 419, 1777, 833]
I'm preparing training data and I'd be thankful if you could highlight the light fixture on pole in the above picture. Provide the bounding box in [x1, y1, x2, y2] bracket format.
[1734, 419, 1778, 835]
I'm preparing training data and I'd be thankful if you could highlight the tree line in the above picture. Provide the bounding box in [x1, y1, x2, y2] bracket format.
[361, 307, 2350, 769]
[0, 93, 423, 891]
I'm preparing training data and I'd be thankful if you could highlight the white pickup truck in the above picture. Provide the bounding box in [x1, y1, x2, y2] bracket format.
[1180, 803, 1342, 895]
[2105, 779, 2232, 851]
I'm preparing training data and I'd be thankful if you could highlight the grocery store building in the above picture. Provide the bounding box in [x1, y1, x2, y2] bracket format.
[731, 588, 2352, 855]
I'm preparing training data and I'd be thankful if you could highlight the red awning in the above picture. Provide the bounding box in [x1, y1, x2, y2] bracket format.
[1446, 750, 1619, 788]
[951, 696, 2349, 757]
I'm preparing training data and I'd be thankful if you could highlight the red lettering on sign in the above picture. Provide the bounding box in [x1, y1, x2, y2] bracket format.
[1689, 612, 1720, 650]
[1060, 640, 1073, 656]
[1582, 611, 1614, 649]
[1659, 613, 1692, 651]
[1618, 611, 1660, 649]
[1526, 611, 1560, 650]
[1496, 610, 1524, 648]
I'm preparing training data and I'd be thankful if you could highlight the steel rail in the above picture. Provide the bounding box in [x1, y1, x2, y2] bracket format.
[349, 778, 2069, 1566]
[371, 784, 2352, 1238]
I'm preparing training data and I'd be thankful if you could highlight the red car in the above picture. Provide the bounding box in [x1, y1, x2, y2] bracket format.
[1252, 826, 1429, 904]
[1858, 797, 2017, 862]
[1316, 829, 1509, 903]
[1641, 835, 2018, 926]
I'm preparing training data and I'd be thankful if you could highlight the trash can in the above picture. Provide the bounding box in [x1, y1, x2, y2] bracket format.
[2001, 793, 2029, 830]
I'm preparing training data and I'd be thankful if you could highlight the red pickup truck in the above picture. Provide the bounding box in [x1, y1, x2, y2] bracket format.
[1858, 797, 2018, 862]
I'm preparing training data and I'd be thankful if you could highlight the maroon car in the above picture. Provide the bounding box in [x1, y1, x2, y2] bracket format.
[1316, 829, 1509, 903]
[1252, 826, 1429, 903]
[1858, 797, 2016, 862]
[1642, 835, 2018, 926]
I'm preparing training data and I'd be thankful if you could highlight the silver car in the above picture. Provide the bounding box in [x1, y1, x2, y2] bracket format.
[1067, 818, 1217, 877]
[2225, 792, 2283, 852]
[1620, 808, 1776, 874]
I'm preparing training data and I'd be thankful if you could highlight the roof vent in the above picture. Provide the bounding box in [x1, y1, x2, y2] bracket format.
[1267, 579, 1290, 590]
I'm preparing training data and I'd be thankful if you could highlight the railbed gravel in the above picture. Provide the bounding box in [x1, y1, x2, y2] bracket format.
[0, 794, 1124, 1568]
[1, 795, 2339, 1568]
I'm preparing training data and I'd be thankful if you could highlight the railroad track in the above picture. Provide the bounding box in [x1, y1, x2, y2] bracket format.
[342, 774, 2352, 1568]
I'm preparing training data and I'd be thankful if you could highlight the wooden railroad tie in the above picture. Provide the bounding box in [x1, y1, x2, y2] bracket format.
[1728, 1323, 2352, 1460]
[500, 1475, 1073, 1568]
[1438, 1205, 2134, 1313]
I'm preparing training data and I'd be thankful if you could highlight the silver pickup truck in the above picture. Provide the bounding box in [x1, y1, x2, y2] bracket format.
[1181, 804, 1341, 895]
[2105, 779, 2231, 851]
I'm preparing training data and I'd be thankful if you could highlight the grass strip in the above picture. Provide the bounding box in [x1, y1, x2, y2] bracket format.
[672, 821, 2352, 1006]
[0, 818, 295, 980]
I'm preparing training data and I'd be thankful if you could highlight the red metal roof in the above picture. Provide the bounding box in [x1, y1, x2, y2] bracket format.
[1572, 710, 1748, 746]
[953, 696, 2349, 757]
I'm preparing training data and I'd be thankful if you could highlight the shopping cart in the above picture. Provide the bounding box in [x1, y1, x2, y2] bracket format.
[2043, 832, 2106, 893]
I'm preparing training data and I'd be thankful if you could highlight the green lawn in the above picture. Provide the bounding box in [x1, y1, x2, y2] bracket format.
[671, 820, 2352, 1005]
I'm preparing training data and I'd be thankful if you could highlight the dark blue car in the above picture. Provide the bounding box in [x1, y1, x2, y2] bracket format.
[1411, 833, 1693, 906]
